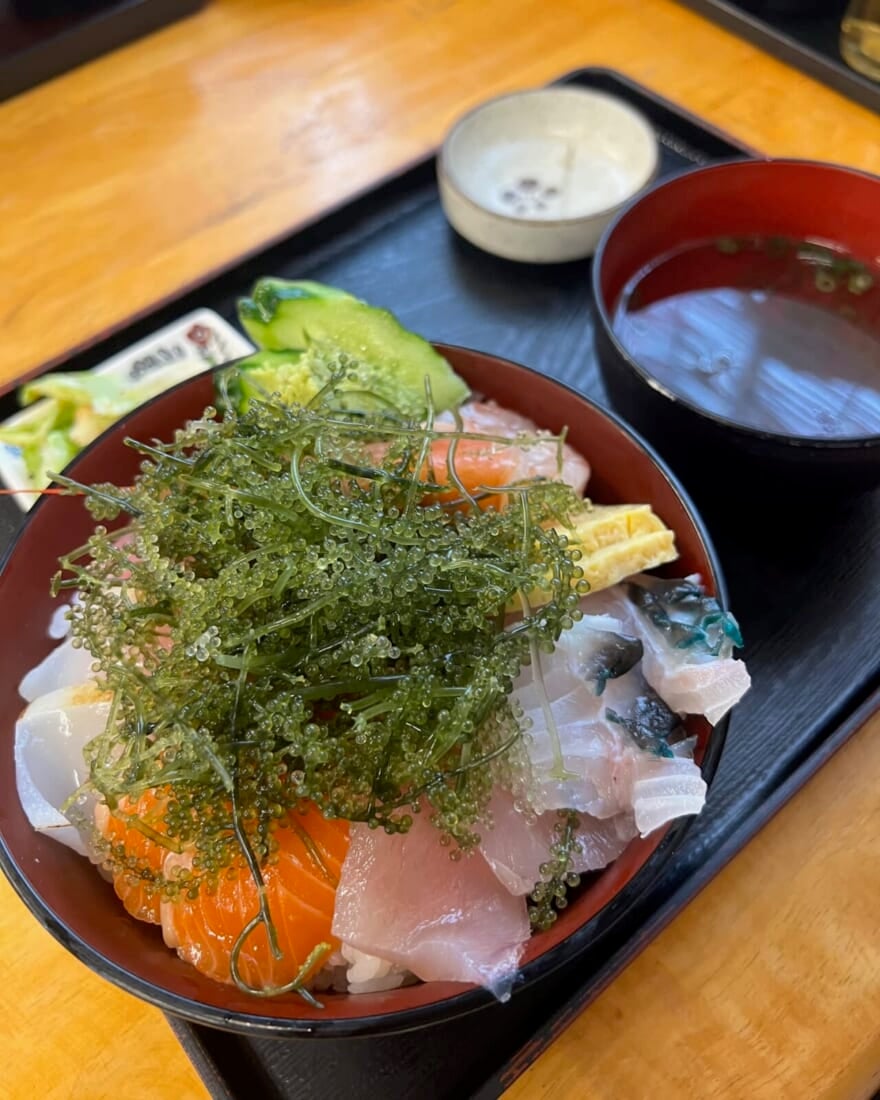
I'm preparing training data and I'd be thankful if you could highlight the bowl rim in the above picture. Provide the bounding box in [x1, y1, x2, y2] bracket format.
[592, 156, 880, 451]
[438, 86, 660, 229]
[0, 344, 730, 1037]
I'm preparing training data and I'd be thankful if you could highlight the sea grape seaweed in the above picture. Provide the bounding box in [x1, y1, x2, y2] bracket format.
[57, 371, 587, 904]
[528, 810, 581, 930]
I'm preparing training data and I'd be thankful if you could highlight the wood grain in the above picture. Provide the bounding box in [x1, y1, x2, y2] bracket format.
[508, 707, 880, 1100]
[2, 2, 880, 1099]
[0, 873, 208, 1100]
[2, 0, 880, 388]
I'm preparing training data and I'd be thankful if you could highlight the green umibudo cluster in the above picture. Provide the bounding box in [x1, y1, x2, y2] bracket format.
[528, 810, 582, 931]
[55, 362, 589, 909]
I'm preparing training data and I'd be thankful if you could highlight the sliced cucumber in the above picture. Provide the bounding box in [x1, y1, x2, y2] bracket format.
[216, 349, 310, 413]
[237, 279, 470, 413]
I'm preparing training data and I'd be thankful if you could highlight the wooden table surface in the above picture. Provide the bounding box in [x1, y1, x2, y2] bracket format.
[2, 2, 879, 1097]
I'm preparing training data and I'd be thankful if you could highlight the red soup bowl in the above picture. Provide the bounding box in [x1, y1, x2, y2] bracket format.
[0, 345, 730, 1037]
[593, 159, 880, 496]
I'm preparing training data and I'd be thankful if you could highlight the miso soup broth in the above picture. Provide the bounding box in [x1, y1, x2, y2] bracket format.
[611, 236, 880, 439]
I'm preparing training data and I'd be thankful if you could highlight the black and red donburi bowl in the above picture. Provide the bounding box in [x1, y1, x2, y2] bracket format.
[593, 159, 880, 496]
[0, 345, 729, 1037]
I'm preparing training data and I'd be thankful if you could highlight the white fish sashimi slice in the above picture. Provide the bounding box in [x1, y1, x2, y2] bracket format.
[579, 585, 750, 724]
[19, 636, 97, 703]
[514, 620, 646, 818]
[515, 678, 602, 728]
[332, 813, 530, 1002]
[480, 792, 558, 895]
[512, 615, 648, 817]
[479, 789, 638, 895]
[514, 612, 641, 709]
[643, 655, 752, 726]
[14, 682, 111, 855]
[572, 812, 639, 872]
[520, 724, 628, 818]
[631, 754, 707, 837]
[510, 613, 708, 834]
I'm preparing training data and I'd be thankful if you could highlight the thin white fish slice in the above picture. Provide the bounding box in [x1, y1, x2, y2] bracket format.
[480, 789, 638, 895]
[480, 791, 559, 895]
[571, 812, 639, 872]
[579, 584, 750, 724]
[631, 754, 707, 836]
[19, 637, 97, 703]
[513, 617, 647, 817]
[14, 682, 110, 855]
[640, 654, 752, 726]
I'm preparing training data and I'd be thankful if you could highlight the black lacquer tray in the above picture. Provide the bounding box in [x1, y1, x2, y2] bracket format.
[0, 0, 205, 104]
[1, 68, 877, 1099]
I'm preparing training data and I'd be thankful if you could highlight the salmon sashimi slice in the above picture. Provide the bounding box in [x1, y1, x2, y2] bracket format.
[95, 789, 174, 924]
[363, 400, 589, 510]
[429, 401, 590, 506]
[160, 805, 349, 990]
[332, 810, 530, 1002]
[97, 793, 350, 990]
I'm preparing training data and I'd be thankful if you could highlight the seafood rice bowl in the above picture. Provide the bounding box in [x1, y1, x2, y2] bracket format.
[1, 280, 749, 1031]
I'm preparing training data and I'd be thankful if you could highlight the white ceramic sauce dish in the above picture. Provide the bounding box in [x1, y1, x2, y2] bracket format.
[438, 87, 659, 263]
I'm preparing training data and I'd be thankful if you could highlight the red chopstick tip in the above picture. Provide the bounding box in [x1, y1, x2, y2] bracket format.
[0, 487, 84, 496]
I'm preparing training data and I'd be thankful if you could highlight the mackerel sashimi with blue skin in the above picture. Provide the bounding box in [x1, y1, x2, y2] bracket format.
[13, 279, 750, 1003]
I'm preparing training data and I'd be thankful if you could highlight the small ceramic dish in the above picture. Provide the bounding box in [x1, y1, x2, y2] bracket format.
[438, 87, 659, 263]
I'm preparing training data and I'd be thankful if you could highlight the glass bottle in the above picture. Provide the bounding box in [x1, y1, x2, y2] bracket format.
[841, 0, 880, 81]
